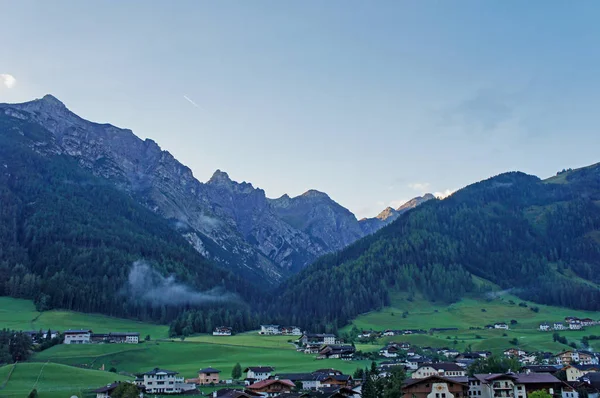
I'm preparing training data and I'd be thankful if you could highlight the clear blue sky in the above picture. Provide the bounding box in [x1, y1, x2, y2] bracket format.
[2, 1, 600, 218]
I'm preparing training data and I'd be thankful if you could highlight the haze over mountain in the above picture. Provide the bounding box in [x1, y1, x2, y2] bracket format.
[0, 95, 429, 284]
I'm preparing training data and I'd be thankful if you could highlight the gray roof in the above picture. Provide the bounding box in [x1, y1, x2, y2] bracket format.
[199, 367, 221, 373]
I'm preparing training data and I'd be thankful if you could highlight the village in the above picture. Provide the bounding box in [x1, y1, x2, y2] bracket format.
[17, 318, 600, 398]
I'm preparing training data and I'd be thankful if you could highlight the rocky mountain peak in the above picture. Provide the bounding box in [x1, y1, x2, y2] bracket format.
[208, 169, 232, 184]
[40, 94, 66, 108]
[301, 189, 330, 200]
[376, 207, 398, 221]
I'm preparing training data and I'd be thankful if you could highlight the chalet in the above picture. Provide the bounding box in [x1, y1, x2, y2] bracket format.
[503, 348, 527, 357]
[540, 323, 551, 331]
[494, 323, 509, 330]
[260, 325, 281, 335]
[91, 333, 110, 343]
[581, 318, 595, 327]
[456, 353, 485, 361]
[213, 327, 233, 336]
[380, 345, 400, 358]
[318, 345, 355, 360]
[563, 365, 600, 381]
[469, 373, 561, 398]
[93, 382, 124, 398]
[412, 363, 466, 379]
[358, 330, 375, 338]
[188, 367, 221, 385]
[320, 374, 352, 388]
[383, 330, 401, 336]
[304, 343, 323, 355]
[64, 329, 92, 344]
[245, 366, 276, 383]
[473, 351, 492, 359]
[141, 368, 193, 394]
[556, 351, 598, 366]
[300, 333, 336, 345]
[569, 323, 583, 330]
[555, 323, 567, 331]
[440, 349, 460, 358]
[211, 389, 262, 398]
[275, 373, 322, 390]
[403, 357, 432, 371]
[314, 369, 344, 376]
[281, 326, 302, 336]
[402, 375, 469, 398]
[247, 379, 295, 397]
[110, 332, 139, 344]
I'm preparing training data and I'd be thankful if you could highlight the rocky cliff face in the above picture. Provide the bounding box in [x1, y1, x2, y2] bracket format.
[359, 194, 435, 235]
[0, 95, 431, 284]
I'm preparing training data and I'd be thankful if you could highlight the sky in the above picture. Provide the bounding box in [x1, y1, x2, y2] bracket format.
[2, 1, 600, 219]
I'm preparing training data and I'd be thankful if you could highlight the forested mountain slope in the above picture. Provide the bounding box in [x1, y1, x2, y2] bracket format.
[272, 167, 600, 331]
[0, 112, 258, 331]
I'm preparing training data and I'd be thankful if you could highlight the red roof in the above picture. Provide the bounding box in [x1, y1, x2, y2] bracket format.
[247, 379, 295, 390]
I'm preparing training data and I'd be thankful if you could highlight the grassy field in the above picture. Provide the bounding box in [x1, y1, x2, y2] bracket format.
[33, 340, 370, 380]
[0, 297, 168, 338]
[0, 362, 131, 398]
[343, 293, 600, 354]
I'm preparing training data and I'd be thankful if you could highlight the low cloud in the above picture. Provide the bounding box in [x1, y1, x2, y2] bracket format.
[0, 74, 16, 89]
[124, 261, 238, 306]
[408, 182, 430, 192]
[434, 189, 455, 199]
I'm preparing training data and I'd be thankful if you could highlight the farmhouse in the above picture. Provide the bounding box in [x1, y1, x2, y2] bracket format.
[195, 367, 221, 385]
[556, 351, 598, 366]
[569, 323, 583, 330]
[281, 326, 302, 336]
[213, 327, 233, 336]
[412, 363, 466, 379]
[247, 379, 295, 397]
[245, 366, 276, 383]
[140, 368, 193, 394]
[539, 323, 551, 331]
[318, 345, 356, 360]
[90, 332, 139, 344]
[562, 364, 600, 381]
[494, 323, 509, 330]
[469, 372, 561, 398]
[260, 325, 281, 335]
[93, 382, 123, 398]
[300, 333, 336, 345]
[380, 344, 400, 358]
[63, 329, 92, 344]
[402, 375, 469, 398]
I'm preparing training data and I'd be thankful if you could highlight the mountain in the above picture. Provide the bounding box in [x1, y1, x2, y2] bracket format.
[0, 95, 403, 285]
[0, 107, 258, 331]
[272, 167, 600, 331]
[358, 194, 435, 235]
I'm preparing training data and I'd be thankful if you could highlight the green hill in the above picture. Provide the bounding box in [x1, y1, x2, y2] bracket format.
[0, 113, 258, 332]
[0, 297, 168, 338]
[273, 166, 600, 331]
[0, 362, 131, 398]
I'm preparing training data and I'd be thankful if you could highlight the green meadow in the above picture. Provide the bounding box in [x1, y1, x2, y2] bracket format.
[0, 362, 131, 398]
[0, 297, 168, 338]
[343, 293, 600, 354]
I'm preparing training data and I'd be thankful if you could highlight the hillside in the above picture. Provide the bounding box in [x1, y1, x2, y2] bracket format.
[0, 362, 131, 398]
[273, 167, 600, 331]
[0, 96, 403, 284]
[0, 111, 258, 330]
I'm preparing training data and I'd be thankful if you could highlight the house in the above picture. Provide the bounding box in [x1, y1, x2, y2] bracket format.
[494, 323, 509, 330]
[276, 373, 322, 390]
[563, 365, 600, 381]
[245, 366, 276, 383]
[440, 349, 460, 358]
[380, 345, 400, 358]
[504, 348, 527, 357]
[214, 327, 233, 336]
[318, 345, 355, 360]
[91, 333, 110, 343]
[109, 332, 139, 344]
[193, 367, 221, 385]
[581, 318, 595, 327]
[281, 326, 302, 336]
[540, 323, 551, 331]
[319, 374, 353, 388]
[555, 351, 598, 366]
[140, 368, 190, 394]
[412, 363, 466, 379]
[64, 329, 92, 344]
[555, 323, 567, 331]
[300, 334, 336, 346]
[383, 330, 399, 336]
[403, 357, 432, 371]
[469, 373, 561, 398]
[402, 375, 469, 398]
[260, 325, 281, 335]
[247, 379, 295, 397]
[304, 343, 323, 355]
[93, 382, 128, 398]
[570, 323, 583, 330]
[211, 389, 261, 398]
